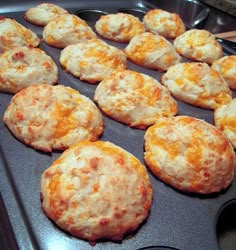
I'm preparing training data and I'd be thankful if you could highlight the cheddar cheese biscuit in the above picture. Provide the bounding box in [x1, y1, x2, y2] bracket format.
[214, 98, 236, 149]
[41, 140, 153, 242]
[94, 69, 178, 129]
[43, 14, 97, 48]
[173, 29, 222, 64]
[143, 9, 186, 39]
[0, 46, 58, 93]
[60, 38, 127, 83]
[212, 55, 236, 90]
[3, 84, 104, 152]
[144, 116, 235, 194]
[161, 62, 232, 109]
[24, 3, 68, 26]
[124, 32, 181, 71]
[95, 13, 145, 42]
[0, 17, 40, 53]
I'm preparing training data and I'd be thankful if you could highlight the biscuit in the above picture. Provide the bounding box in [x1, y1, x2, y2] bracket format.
[40, 140, 153, 242]
[43, 14, 97, 48]
[211, 55, 236, 90]
[173, 29, 223, 64]
[0, 17, 40, 53]
[0, 46, 58, 94]
[24, 3, 68, 26]
[143, 9, 186, 39]
[60, 38, 127, 83]
[95, 13, 145, 42]
[124, 32, 181, 71]
[94, 69, 178, 129]
[214, 99, 236, 149]
[3, 84, 104, 152]
[144, 116, 235, 194]
[161, 62, 232, 109]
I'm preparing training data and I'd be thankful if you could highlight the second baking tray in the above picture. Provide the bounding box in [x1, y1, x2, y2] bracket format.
[0, 0, 236, 250]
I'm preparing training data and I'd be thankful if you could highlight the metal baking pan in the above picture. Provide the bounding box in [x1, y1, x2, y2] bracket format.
[0, 0, 236, 249]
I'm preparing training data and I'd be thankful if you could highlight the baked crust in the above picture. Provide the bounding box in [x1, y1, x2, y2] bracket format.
[24, 3, 68, 26]
[143, 9, 186, 39]
[173, 29, 223, 64]
[41, 140, 153, 242]
[0, 16, 40, 53]
[0, 46, 58, 93]
[144, 116, 235, 194]
[95, 13, 145, 42]
[94, 69, 178, 129]
[43, 14, 97, 48]
[3, 84, 104, 152]
[161, 62, 232, 109]
[124, 32, 181, 71]
[60, 38, 127, 83]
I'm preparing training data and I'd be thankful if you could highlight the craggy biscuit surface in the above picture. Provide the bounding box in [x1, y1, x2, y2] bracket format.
[144, 116, 235, 194]
[43, 14, 97, 48]
[124, 32, 181, 71]
[0, 46, 58, 93]
[24, 3, 68, 26]
[3, 84, 104, 152]
[0, 17, 40, 53]
[60, 39, 127, 83]
[95, 13, 145, 42]
[214, 99, 236, 149]
[94, 69, 178, 129]
[161, 62, 232, 109]
[174, 29, 222, 64]
[143, 9, 186, 39]
[41, 140, 153, 242]
[212, 55, 236, 90]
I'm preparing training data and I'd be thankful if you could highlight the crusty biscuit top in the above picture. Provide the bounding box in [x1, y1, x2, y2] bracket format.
[95, 13, 145, 42]
[144, 116, 235, 194]
[143, 9, 186, 39]
[94, 69, 178, 129]
[161, 62, 232, 109]
[43, 14, 97, 48]
[3, 84, 104, 152]
[212, 55, 236, 90]
[0, 46, 58, 93]
[214, 98, 236, 149]
[173, 29, 222, 64]
[24, 3, 68, 26]
[41, 140, 153, 241]
[124, 32, 181, 71]
[0, 17, 40, 53]
[60, 38, 127, 83]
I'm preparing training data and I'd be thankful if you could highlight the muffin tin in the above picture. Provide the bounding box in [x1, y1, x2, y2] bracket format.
[0, 0, 236, 250]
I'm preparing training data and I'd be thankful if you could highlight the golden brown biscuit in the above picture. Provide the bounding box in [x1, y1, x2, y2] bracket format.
[3, 84, 104, 152]
[144, 116, 235, 194]
[211, 55, 236, 90]
[60, 38, 127, 83]
[214, 98, 236, 149]
[95, 13, 145, 42]
[161, 62, 232, 109]
[0, 46, 58, 93]
[124, 32, 181, 71]
[94, 69, 178, 129]
[173, 29, 223, 64]
[0, 17, 40, 53]
[43, 14, 97, 48]
[41, 140, 153, 242]
[143, 9, 186, 39]
[24, 3, 68, 26]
